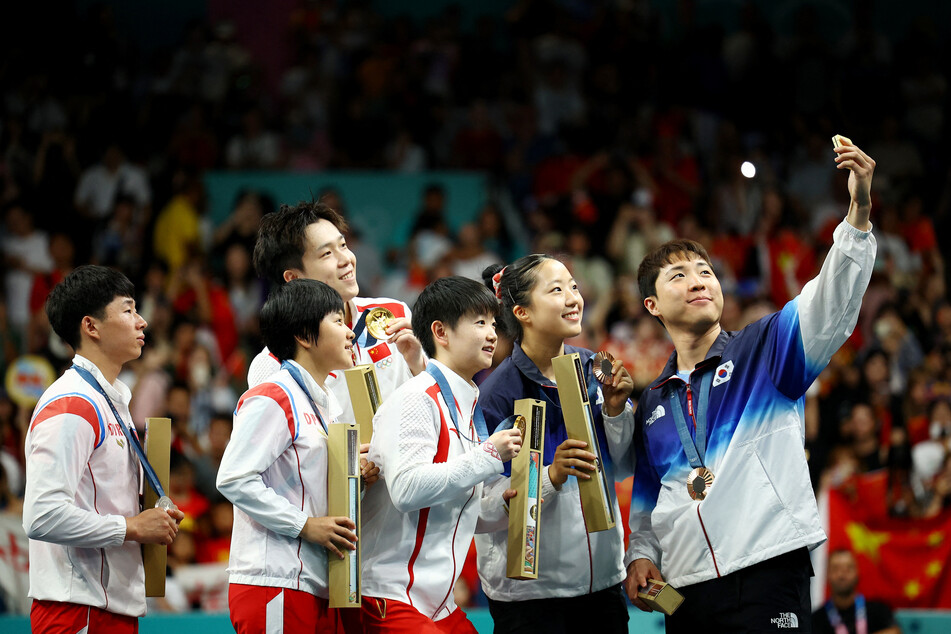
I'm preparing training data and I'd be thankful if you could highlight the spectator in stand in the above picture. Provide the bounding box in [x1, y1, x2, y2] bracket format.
[918, 451, 951, 518]
[634, 126, 701, 228]
[224, 107, 283, 169]
[410, 183, 455, 276]
[168, 449, 210, 535]
[212, 189, 271, 260]
[153, 172, 207, 274]
[167, 254, 238, 364]
[27, 231, 74, 353]
[449, 222, 501, 282]
[73, 142, 152, 224]
[842, 403, 887, 473]
[193, 412, 232, 504]
[2, 201, 52, 346]
[476, 202, 519, 265]
[94, 193, 147, 278]
[812, 549, 902, 634]
[564, 225, 613, 321]
[606, 197, 675, 277]
[221, 243, 264, 346]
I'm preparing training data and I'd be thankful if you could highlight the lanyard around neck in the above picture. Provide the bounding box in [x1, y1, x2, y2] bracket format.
[826, 595, 867, 634]
[667, 370, 713, 468]
[425, 362, 488, 442]
[72, 364, 166, 498]
[281, 361, 328, 433]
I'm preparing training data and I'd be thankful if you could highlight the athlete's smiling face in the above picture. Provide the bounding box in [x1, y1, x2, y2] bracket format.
[441, 311, 498, 380]
[310, 310, 356, 374]
[516, 259, 584, 342]
[645, 254, 723, 334]
[291, 219, 359, 303]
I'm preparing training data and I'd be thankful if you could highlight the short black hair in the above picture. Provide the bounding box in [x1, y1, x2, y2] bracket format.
[482, 254, 556, 340]
[412, 276, 499, 358]
[637, 239, 712, 301]
[46, 265, 136, 349]
[252, 200, 348, 286]
[260, 279, 344, 362]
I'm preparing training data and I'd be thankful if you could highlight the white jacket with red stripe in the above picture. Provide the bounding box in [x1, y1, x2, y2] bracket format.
[23, 355, 146, 617]
[247, 296, 416, 425]
[361, 360, 504, 621]
[217, 361, 341, 597]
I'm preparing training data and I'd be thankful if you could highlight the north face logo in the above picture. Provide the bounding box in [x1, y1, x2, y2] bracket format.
[770, 613, 799, 629]
[646, 405, 665, 426]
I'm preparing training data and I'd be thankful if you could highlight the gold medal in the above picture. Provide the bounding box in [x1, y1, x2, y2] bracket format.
[365, 307, 395, 340]
[513, 414, 527, 440]
[592, 351, 616, 384]
[687, 467, 715, 501]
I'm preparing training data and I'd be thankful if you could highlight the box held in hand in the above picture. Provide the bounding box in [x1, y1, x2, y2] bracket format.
[507, 398, 546, 580]
[552, 353, 615, 533]
[328, 423, 361, 607]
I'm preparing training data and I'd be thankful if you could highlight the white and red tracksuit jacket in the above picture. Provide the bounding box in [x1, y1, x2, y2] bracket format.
[23, 355, 146, 617]
[361, 360, 504, 621]
[217, 360, 341, 597]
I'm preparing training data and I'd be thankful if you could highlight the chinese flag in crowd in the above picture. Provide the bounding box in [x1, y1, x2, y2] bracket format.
[824, 471, 951, 608]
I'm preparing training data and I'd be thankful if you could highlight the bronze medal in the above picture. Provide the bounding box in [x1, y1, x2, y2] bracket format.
[592, 351, 616, 384]
[365, 307, 395, 340]
[687, 467, 715, 501]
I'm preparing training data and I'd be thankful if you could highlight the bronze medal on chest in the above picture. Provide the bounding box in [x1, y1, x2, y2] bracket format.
[687, 466, 715, 500]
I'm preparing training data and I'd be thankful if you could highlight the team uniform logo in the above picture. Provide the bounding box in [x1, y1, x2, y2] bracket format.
[712, 360, 734, 387]
[770, 613, 799, 629]
[646, 405, 665, 427]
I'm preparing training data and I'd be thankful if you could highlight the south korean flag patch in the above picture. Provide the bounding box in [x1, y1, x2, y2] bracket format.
[712, 360, 734, 387]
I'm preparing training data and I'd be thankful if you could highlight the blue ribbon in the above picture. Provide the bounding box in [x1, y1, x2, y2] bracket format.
[425, 362, 488, 441]
[71, 364, 166, 498]
[666, 370, 713, 468]
[351, 309, 378, 350]
[281, 361, 328, 433]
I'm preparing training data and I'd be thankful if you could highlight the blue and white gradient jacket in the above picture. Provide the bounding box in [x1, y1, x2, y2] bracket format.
[606, 219, 876, 588]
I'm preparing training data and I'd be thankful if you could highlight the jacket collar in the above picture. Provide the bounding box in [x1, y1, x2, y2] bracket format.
[283, 359, 343, 420]
[512, 340, 594, 387]
[73, 354, 131, 405]
[651, 329, 733, 390]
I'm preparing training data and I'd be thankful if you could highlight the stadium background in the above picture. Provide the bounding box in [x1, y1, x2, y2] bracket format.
[2, 0, 951, 631]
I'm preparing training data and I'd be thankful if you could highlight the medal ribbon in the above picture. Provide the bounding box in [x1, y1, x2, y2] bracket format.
[425, 362, 488, 441]
[667, 370, 713, 468]
[825, 595, 867, 634]
[350, 308, 378, 350]
[493, 414, 525, 437]
[281, 361, 329, 434]
[72, 364, 166, 498]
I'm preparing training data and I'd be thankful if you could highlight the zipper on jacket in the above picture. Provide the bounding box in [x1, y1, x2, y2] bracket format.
[696, 506, 721, 577]
[432, 472, 476, 618]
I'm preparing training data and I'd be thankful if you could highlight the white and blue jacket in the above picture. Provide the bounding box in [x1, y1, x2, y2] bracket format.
[606, 219, 876, 588]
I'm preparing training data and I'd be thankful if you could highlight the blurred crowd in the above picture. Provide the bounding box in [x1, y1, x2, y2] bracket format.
[2, 0, 951, 612]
